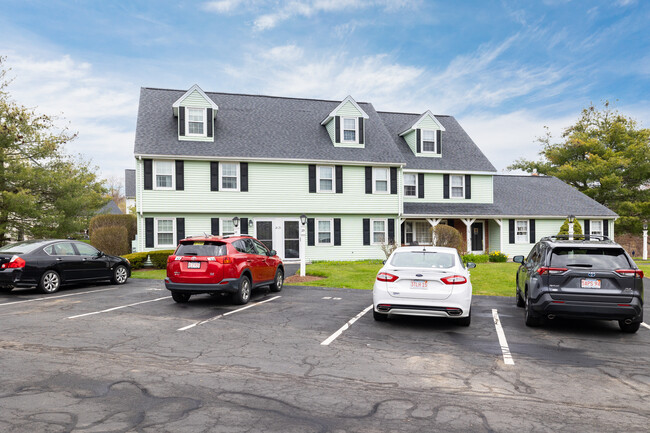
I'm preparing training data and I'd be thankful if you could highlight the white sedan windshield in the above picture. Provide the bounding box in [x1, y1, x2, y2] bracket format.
[390, 252, 455, 268]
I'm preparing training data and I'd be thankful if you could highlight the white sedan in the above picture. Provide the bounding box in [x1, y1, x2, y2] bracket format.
[372, 246, 476, 326]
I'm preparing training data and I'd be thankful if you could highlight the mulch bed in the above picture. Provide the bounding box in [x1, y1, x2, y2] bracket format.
[285, 275, 324, 284]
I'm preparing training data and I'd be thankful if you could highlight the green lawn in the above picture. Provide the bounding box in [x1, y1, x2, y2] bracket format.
[132, 269, 166, 279]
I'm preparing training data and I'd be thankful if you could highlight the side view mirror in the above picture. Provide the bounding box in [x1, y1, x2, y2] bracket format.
[96, 251, 105, 257]
[513, 255, 524, 264]
[382, 260, 386, 264]
[268, 250, 277, 257]
[466, 262, 476, 269]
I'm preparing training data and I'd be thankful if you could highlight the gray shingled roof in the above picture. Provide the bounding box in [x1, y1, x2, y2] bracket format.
[377, 111, 496, 172]
[134, 88, 404, 164]
[97, 200, 123, 215]
[404, 175, 617, 217]
[124, 169, 136, 198]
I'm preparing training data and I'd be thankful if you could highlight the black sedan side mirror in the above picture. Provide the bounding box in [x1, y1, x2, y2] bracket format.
[96, 251, 105, 258]
[513, 255, 524, 264]
[466, 262, 476, 269]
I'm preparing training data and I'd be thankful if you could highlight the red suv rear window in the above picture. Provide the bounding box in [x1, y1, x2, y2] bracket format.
[175, 241, 227, 257]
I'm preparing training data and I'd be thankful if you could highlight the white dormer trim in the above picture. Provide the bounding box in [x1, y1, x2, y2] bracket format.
[172, 84, 218, 117]
[398, 110, 445, 136]
[320, 95, 370, 125]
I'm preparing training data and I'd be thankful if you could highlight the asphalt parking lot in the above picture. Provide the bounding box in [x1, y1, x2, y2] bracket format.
[0, 279, 649, 432]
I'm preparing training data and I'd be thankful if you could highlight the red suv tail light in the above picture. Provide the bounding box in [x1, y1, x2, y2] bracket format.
[167, 255, 176, 263]
[441, 275, 467, 285]
[1, 256, 26, 269]
[615, 269, 644, 279]
[217, 256, 233, 264]
[537, 267, 568, 275]
[376, 272, 399, 282]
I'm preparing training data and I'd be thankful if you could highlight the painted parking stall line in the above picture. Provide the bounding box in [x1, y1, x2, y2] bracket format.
[177, 295, 282, 331]
[67, 297, 171, 319]
[0, 287, 122, 308]
[492, 309, 515, 365]
[321, 305, 373, 346]
[641, 322, 650, 330]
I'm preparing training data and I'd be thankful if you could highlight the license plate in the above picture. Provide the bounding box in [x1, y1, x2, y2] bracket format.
[411, 280, 428, 289]
[187, 262, 201, 269]
[581, 278, 601, 289]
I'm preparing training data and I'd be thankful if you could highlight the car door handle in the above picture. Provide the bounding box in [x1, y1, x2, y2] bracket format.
[56, 258, 63, 261]
[246, 259, 252, 263]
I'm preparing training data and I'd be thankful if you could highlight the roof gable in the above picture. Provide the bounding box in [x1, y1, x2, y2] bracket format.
[172, 84, 218, 116]
[399, 110, 445, 136]
[320, 95, 369, 125]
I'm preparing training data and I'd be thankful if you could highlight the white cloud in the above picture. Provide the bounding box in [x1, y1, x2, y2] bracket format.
[202, 0, 247, 13]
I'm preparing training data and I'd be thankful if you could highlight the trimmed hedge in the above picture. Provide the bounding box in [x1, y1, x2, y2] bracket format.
[488, 251, 508, 262]
[122, 250, 175, 270]
[462, 253, 489, 264]
[91, 226, 129, 256]
[89, 214, 137, 241]
[122, 252, 149, 269]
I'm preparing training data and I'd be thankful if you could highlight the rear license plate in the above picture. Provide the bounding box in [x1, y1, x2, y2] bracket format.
[411, 280, 428, 289]
[187, 262, 201, 269]
[581, 278, 601, 289]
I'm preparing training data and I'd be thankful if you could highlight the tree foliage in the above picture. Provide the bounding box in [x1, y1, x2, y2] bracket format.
[432, 224, 463, 252]
[557, 218, 583, 236]
[0, 57, 107, 243]
[509, 102, 650, 234]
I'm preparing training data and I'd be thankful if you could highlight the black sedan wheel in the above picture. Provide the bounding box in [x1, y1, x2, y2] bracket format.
[111, 265, 129, 285]
[39, 270, 61, 294]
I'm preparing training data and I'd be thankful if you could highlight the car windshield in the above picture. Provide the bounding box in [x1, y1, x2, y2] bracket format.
[390, 251, 455, 268]
[0, 241, 49, 254]
[550, 247, 631, 269]
[176, 242, 227, 256]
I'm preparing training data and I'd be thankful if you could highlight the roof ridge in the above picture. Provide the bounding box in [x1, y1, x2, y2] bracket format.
[377, 110, 451, 117]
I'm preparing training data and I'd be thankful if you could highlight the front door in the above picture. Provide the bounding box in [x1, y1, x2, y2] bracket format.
[256, 220, 274, 252]
[471, 222, 484, 252]
[284, 221, 300, 259]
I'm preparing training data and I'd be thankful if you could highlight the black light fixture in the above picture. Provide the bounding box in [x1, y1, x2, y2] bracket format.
[232, 216, 240, 227]
[300, 214, 307, 225]
[568, 215, 575, 223]
[644, 222, 648, 231]
[249, 219, 254, 229]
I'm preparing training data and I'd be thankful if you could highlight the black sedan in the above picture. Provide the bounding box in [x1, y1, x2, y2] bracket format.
[0, 240, 131, 294]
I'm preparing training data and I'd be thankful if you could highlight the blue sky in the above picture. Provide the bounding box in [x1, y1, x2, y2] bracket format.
[1, 0, 648, 185]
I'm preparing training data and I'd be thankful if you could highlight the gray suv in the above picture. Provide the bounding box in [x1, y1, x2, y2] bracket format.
[514, 235, 644, 333]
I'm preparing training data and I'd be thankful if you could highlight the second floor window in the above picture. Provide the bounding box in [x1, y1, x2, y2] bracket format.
[221, 163, 239, 190]
[404, 173, 416, 197]
[318, 166, 334, 192]
[373, 167, 389, 193]
[155, 161, 174, 189]
[343, 117, 357, 142]
[450, 175, 464, 198]
[422, 130, 436, 152]
[187, 108, 205, 135]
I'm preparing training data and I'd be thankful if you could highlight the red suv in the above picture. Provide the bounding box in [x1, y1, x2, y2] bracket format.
[165, 235, 284, 305]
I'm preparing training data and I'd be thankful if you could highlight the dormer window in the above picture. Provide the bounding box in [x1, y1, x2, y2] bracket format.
[187, 108, 206, 136]
[343, 117, 357, 142]
[422, 130, 436, 152]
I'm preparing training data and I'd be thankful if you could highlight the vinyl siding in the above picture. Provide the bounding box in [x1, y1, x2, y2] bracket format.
[180, 90, 213, 108]
[500, 218, 565, 257]
[403, 130, 417, 155]
[336, 101, 362, 117]
[488, 220, 502, 253]
[403, 174, 493, 203]
[325, 118, 335, 142]
[414, 114, 440, 130]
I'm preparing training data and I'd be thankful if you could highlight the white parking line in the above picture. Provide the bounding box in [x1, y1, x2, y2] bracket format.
[321, 305, 372, 346]
[177, 296, 282, 331]
[641, 322, 650, 330]
[0, 287, 122, 308]
[67, 297, 171, 319]
[492, 309, 515, 365]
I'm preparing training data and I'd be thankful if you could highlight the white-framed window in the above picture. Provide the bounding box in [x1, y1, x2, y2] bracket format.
[404, 173, 416, 197]
[317, 165, 335, 193]
[422, 130, 436, 152]
[342, 117, 357, 142]
[154, 160, 174, 190]
[450, 175, 464, 198]
[373, 167, 389, 194]
[591, 220, 603, 236]
[221, 219, 236, 237]
[316, 219, 333, 246]
[220, 162, 239, 191]
[515, 220, 529, 244]
[155, 218, 176, 248]
[186, 107, 206, 136]
[404, 222, 414, 244]
[372, 219, 387, 244]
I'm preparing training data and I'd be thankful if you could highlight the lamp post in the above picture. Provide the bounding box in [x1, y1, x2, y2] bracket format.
[568, 215, 575, 240]
[643, 222, 648, 260]
[232, 216, 240, 236]
[300, 214, 307, 277]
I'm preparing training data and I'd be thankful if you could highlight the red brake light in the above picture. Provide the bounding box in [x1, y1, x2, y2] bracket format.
[167, 255, 176, 263]
[441, 275, 467, 285]
[615, 269, 644, 279]
[217, 256, 233, 264]
[537, 267, 568, 275]
[376, 272, 399, 282]
[1, 256, 25, 269]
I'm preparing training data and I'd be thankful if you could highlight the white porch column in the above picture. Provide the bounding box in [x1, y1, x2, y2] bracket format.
[426, 218, 441, 245]
[494, 219, 503, 253]
[643, 223, 648, 261]
[461, 218, 476, 253]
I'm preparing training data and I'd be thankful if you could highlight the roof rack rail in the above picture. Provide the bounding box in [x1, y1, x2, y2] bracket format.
[541, 235, 610, 242]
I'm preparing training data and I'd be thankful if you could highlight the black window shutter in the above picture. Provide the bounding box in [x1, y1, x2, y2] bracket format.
[529, 219, 536, 244]
[401, 221, 405, 245]
[358, 117, 364, 144]
[603, 220, 609, 237]
[335, 165, 343, 193]
[416, 129, 421, 153]
[363, 218, 370, 245]
[335, 116, 341, 143]
[418, 173, 425, 198]
[443, 174, 450, 199]
[509, 219, 515, 244]
[145, 218, 154, 248]
[308, 165, 316, 193]
[210, 162, 219, 191]
[176, 218, 185, 244]
[175, 160, 184, 191]
[179, 107, 185, 136]
[144, 159, 153, 190]
[465, 175, 471, 199]
[206, 108, 213, 137]
[388, 219, 395, 243]
[307, 218, 315, 246]
[334, 218, 341, 246]
[241, 218, 248, 235]
[365, 166, 372, 194]
[390, 167, 397, 194]
[436, 130, 442, 154]
[211, 218, 220, 235]
[240, 162, 248, 192]
[584, 219, 590, 235]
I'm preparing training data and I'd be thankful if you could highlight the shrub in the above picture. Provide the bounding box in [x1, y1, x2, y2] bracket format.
[432, 225, 463, 252]
[89, 214, 137, 241]
[91, 226, 129, 256]
[558, 218, 584, 237]
[149, 250, 175, 269]
[488, 251, 508, 262]
[122, 251, 149, 269]
[462, 253, 489, 264]
[380, 240, 399, 259]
